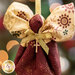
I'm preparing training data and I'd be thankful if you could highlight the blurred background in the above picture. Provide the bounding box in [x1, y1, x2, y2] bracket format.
[0, 0, 75, 75]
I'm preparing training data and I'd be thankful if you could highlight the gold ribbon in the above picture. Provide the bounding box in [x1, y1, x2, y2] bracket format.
[35, 0, 41, 14]
[21, 30, 52, 55]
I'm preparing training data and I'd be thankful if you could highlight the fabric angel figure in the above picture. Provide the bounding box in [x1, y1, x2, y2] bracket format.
[3, 2, 74, 75]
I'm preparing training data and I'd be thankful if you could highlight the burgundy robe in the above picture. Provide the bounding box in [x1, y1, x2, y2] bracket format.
[14, 14, 61, 75]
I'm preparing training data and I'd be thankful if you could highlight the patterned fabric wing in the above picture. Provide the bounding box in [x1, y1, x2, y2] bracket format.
[3, 2, 34, 38]
[40, 3, 74, 42]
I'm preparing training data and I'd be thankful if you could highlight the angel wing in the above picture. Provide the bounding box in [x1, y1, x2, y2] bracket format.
[40, 3, 74, 42]
[3, 2, 34, 38]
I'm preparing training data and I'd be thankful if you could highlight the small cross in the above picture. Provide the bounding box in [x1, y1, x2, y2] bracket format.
[34, 39, 40, 53]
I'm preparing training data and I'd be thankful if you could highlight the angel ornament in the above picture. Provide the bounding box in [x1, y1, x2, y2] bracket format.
[3, 1, 74, 75]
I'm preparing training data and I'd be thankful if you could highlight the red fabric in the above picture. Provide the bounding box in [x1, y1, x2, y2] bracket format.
[0, 16, 5, 30]
[29, 14, 43, 33]
[14, 41, 61, 75]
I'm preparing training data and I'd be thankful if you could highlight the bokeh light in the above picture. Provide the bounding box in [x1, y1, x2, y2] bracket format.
[6, 40, 19, 51]
[68, 47, 75, 61]
[0, 50, 8, 63]
[50, 3, 61, 12]
[0, 73, 2, 75]
[0, 61, 2, 69]
[60, 57, 70, 73]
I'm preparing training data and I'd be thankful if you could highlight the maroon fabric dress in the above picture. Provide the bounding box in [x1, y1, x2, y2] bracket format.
[14, 15, 61, 75]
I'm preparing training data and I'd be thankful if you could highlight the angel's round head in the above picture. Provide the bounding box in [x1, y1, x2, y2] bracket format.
[29, 14, 43, 33]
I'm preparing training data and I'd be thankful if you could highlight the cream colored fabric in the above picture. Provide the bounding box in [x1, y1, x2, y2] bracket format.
[40, 3, 75, 42]
[3, 2, 75, 43]
[3, 2, 34, 38]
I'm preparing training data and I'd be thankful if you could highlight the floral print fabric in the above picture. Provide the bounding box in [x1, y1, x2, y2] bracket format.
[41, 3, 74, 42]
